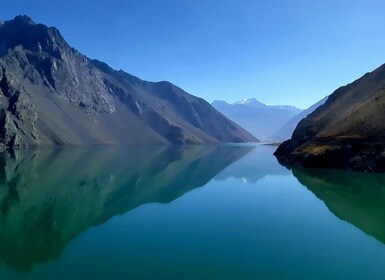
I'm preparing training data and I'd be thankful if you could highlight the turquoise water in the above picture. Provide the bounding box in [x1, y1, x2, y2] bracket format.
[0, 144, 385, 279]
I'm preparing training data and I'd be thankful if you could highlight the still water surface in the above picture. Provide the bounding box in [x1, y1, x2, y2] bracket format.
[0, 144, 385, 279]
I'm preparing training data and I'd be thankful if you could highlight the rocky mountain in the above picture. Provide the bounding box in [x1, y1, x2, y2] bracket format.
[212, 98, 302, 140]
[275, 64, 385, 172]
[270, 96, 328, 140]
[0, 16, 257, 147]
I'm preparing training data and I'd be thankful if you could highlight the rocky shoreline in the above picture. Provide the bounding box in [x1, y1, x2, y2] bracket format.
[275, 138, 385, 172]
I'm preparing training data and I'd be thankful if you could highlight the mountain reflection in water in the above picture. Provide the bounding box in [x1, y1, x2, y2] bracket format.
[291, 167, 385, 245]
[0, 145, 253, 270]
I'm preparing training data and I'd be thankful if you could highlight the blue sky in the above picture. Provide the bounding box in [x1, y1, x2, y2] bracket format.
[2, 0, 385, 108]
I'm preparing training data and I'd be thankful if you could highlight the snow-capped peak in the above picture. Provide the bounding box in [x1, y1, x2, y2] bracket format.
[233, 98, 267, 109]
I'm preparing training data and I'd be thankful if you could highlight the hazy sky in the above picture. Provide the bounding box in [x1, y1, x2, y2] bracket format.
[2, 0, 385, 108]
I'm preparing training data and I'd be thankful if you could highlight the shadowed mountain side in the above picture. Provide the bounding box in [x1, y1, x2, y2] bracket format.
[275, 63, 385, 172]
[0, 16, 256, 146]
[0, 145, 253, 270]
[291, 167, 385, 245]
[214, 145, 290, 182]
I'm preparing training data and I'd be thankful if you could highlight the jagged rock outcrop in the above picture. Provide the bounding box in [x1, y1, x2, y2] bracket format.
[0, 15, 257, 147]
[275, 64, 385, 172]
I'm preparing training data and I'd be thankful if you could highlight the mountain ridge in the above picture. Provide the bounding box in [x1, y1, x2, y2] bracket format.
[275, 63, 385, 172]
[0, 15, 257, 147]
[212, 98, 302, 140]
[219, 98, 302, 113]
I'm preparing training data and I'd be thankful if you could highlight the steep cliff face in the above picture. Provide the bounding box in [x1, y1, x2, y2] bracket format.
[275, 64, 385, 172]
[0, 15, 257, 147]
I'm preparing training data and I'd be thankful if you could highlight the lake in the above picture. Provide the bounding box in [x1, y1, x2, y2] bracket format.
[0, 144, 385, 279]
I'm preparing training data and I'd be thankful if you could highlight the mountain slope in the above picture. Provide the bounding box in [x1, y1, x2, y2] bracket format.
[270, 96, 328, 140]
[0, 15, 257, 147]
[275, 64, 385, 172]
[212, 98, 302, 140]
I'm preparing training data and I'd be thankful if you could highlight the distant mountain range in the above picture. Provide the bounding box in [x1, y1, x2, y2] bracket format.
[275, 63, 385, 172]
[234, 98, 302, 114]
[212, 98, 303, 140]
[0, 15, 257, 147]
[270, 96, 328, 140]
